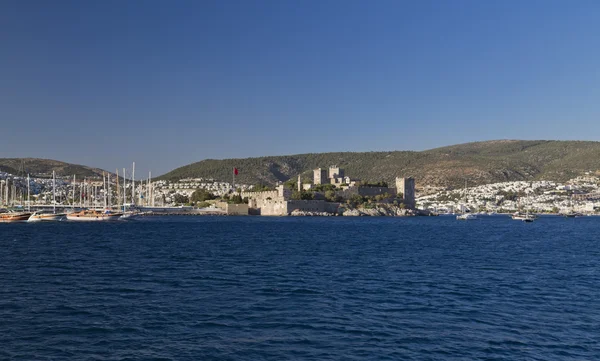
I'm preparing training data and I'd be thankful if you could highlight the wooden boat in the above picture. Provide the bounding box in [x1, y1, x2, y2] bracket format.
[0, 212, 32, 223]
[66, 209, 123, 221]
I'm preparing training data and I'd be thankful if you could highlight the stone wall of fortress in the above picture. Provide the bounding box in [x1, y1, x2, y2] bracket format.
[337, 186, 397, 198]
[259, 200, 338, 216]
[241, 189, 281, 208]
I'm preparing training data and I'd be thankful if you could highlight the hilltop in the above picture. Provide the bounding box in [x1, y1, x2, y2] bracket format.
[0, 158, 109, 179]
[157, 140, 600, 188]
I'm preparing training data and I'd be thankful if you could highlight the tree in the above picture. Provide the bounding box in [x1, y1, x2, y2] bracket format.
[325, 190, 337, 202]
[190, 188, 215, 203]
[292, 190, 314, 200]
[347, 194, 365, 207]
[251, 184, 273, 192]
[229, 194, 244, 204]
[173, 194, 189, 204]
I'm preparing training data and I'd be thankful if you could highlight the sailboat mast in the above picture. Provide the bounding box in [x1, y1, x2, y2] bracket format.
[72, 175, 76, 210]
[27, 174, 30, 212]
[52, 170, 56, 214]
[123, 168, 126, 211]
[108, 173, 111, 209]
[132, 162, 135, 205]
[116, 169, 120, 208]
[103, 173, 107, 209]
[149, 171, 153, 207]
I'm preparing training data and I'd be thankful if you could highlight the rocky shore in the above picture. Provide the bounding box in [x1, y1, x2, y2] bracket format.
[290, 205, 434, 217]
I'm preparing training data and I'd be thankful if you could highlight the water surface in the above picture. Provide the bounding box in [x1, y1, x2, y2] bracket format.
[1, 215, 599, 360]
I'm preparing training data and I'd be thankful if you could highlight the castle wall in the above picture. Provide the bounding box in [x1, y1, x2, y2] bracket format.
[337, 186, 397, 199]
[225, 203, 248, 215]
[241, 190, 281, 208]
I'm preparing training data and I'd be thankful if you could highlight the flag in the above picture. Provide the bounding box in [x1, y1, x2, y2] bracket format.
[234, 168, 239, 175]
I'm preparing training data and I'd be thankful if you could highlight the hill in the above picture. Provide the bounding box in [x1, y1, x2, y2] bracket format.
[157, 140, 600, 188]
[0, 158, 109, 179]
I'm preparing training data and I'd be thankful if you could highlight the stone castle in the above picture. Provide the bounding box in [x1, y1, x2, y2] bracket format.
[242, 166, 416, 216]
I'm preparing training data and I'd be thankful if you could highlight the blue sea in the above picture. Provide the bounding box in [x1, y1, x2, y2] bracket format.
[1, 215, 599, 360]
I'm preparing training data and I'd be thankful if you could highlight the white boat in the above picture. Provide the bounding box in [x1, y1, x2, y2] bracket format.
[456, 179, 476, 220]
[28, 210, 66, 222]
[512, 212, 536, 222]
[119, 211, 140, 220]
[28, 171, 66, 222]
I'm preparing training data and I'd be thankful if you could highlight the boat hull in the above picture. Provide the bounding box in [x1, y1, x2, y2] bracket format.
[66, 213, 122, 221]
[28, 213, 66, 222]
[0, 213, 32, 223]
[456, 214, 477, 220]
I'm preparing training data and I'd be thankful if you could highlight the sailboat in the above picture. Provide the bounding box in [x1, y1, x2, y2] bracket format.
[66, 172, 122, 221]
[456, 180, 477, 220]
[563, 195, 583, 217]
[29, 171, 66, 222]
[511, 196, 536, 222]
[0, 211, 32, 223]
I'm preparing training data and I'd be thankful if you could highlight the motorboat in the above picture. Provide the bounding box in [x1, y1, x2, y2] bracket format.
[456, 213, 477, 220]
[28, 210, 66, 222]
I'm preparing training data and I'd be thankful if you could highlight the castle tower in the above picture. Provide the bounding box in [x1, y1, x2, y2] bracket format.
[328, 166, 344, 179]
[313, 168, 328, 185]
[396, 177, 415, 209]
[297, 175, 301, 192]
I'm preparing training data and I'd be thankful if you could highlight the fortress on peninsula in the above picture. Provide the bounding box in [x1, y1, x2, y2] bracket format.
[241, 166, 415, 216]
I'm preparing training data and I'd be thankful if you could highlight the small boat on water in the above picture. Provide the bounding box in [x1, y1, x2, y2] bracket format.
[512, 212, 536, 222]
[456, 179, 477, 220]
[28, 210, 66, 222]
[119, 211, 140, 220]
[457, 213, 477, 220]
[66, 209, 123, 221]
[0, 211, 32, 223]
[564, 212, 584, 218]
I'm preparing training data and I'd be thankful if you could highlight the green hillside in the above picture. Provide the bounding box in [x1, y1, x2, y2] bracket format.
[157, 140, 600, 188]
[0, 158, 108, 179]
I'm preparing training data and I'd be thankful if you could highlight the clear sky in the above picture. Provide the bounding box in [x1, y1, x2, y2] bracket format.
[2, 0, 600, 176]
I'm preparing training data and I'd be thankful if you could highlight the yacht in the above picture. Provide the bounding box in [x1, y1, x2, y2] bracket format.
[0, 211, 32, 223]
[66, 209, 123, 221]
[28, 210, 66, 222]
[564, 212, 584, 218]
[456, 179, 476, 220]
[512, 212, 536, 222]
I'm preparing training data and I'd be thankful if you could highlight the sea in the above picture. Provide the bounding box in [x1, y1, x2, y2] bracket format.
[1, 215, 599, 360]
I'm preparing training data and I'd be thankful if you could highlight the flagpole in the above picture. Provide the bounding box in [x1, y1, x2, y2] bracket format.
[232, 167, 235, 193]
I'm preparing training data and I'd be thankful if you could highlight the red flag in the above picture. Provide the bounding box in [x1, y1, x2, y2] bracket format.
[234, 168, 239, 175]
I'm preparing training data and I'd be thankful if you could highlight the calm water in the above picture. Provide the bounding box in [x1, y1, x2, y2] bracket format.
[1, 215, 599, 360]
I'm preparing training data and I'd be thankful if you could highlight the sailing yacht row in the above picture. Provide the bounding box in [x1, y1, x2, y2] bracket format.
[1, 164, 144, 222]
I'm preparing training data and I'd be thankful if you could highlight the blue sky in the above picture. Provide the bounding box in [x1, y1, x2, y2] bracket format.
[1, 0, 600, 176]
